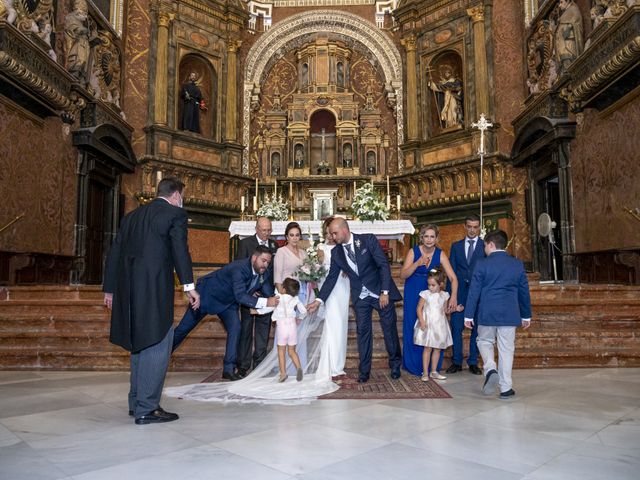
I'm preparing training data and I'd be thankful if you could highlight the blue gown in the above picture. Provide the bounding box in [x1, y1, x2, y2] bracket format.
[402, 246, 444, 375]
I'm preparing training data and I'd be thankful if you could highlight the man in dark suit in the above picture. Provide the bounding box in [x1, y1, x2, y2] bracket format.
[308, 218, 402, 383]
[464, 229, 532, 399]
[447, 214, 485, 375]
[234, 217, 278, 377]
[103, 177, 200, 425]
[172, 245, 279, 380]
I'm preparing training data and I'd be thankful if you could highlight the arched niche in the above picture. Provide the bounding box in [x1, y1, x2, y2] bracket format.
[177, 54, 218, 139]
[309, 109, 336, 174]
[426, 50, 464, 135]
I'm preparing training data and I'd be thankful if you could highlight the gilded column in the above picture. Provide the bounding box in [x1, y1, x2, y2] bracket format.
[467, 5, 490, 116]
[401, 34, 418, 141]
[154, 11, 173, 125]
[225, 39, 241, 142]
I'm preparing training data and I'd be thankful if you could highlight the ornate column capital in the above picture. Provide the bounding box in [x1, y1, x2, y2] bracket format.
[467, 5, 485, 23]
[401, 34, 417, 52]
[227, 39, 242, 53]
[157, 11, 175, 28]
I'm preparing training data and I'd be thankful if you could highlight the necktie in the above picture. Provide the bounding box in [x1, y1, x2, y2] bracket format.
[249, 274, 259, 291]
[344, 244, 357, 264]
[466, 239, 475, 263]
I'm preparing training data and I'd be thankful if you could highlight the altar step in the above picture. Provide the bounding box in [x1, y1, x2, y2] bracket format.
[0, 283, 639, 371]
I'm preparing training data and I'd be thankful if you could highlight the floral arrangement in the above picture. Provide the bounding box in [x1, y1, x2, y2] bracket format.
[296, 234, 327, 294]
[256, 194, 289, 221]
[350, 181, 390, 221]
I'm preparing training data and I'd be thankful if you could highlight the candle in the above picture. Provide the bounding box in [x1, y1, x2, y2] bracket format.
[156, 171, 162, 184]
[386, 194, 391, 210]
[396, 194, 401, 213]
[289, 181, 293, 198]
[255, 178, 258, 195]
[253, 195, 257, 212]
[353, 181, 357, 193]
[241, 196, 245, 212]
[386, 175, 390, 197]
[274, 178, 277, 198]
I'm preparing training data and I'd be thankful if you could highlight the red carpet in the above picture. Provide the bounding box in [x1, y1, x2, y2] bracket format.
[202, 369, 451, 400]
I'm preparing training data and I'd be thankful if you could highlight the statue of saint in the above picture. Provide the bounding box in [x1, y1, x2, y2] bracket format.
[554, 0, 584, 74]
[179, 72, 203, 133]
[337, 62, 344, 87]
[343, 144, 353, 168]
[294, 146, 304, 169]
[366, 151, 376, 175]
[1, 0, 18, 25]
[428, 64, 464, 129]
[64, 0, 92, 84]
[271, 152, 281, 176]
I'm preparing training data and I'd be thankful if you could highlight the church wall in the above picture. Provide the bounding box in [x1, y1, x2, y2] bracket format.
[571, 98, 640, 253]
[490, 2, 531, 263]
[0, 100, 77, 257]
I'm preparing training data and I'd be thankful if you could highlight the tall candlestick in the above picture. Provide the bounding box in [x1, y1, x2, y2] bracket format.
[353, 181, 357, 194]
[396, 194, 401, 213]
[386, 175, 390, 197]
[255, 178, 258, 196]
[289, 181, 293, 199]
[253, 195, 257, 212]
[274, 178, 277, 199]
[241, 196, 245, 212]
[386, 194, 391, 210]
[156, 171, 162, 184]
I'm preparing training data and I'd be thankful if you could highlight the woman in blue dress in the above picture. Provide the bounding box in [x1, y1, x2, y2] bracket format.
[401, 224, 459, 376]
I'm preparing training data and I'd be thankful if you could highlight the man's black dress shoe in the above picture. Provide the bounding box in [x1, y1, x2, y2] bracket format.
[357, 373, 370, 383]
[499, 389, 516, 399]
[222, 371, 242, 381]
[468, 365, 482, 375]
[390, 370, 401, 379]
[135, 407, 179, 425]
[446, 364, 462, 374]
[236, 368, 248, 378]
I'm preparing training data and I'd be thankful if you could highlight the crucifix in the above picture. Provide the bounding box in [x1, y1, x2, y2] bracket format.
[320, 128, 327, 163]
[471, 114, 493, 237]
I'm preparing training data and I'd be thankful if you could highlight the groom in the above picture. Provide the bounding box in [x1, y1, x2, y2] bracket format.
[307, 218, 402, 382]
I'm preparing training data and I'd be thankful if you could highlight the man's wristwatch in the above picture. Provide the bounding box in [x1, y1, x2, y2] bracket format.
[381, 290, 389, 295]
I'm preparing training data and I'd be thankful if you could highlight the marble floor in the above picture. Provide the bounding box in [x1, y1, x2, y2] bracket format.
[1, 368, 639, 480]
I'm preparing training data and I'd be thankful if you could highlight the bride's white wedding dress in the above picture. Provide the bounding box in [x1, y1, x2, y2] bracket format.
[165, 244, 351, 405]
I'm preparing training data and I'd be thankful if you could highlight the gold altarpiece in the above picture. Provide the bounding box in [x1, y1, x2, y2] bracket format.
[250, 36, 396, 219]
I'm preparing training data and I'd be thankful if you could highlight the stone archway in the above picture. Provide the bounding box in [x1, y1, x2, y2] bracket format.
[242, 10, 404, 173]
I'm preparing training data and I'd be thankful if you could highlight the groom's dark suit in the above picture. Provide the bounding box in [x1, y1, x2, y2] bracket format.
[318, 233, 402, 378]
[172, 258, 275, 375]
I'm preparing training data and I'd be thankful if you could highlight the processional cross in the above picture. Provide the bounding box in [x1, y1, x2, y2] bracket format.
[471, 114, 493, 237]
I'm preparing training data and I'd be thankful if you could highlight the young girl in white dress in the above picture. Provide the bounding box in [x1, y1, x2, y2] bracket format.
[414, 266, 456, 381]
[272, 277, 308, 383]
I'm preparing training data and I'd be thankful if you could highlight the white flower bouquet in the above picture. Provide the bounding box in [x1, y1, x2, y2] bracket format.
[350, 182, 390, 221]
[256, 194, 289, 221]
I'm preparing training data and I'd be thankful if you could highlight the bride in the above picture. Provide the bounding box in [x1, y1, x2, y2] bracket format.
[165, 216, 351, 405]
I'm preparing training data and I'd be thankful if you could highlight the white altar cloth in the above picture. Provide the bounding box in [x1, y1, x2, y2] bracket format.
[228, 220, 415, 241]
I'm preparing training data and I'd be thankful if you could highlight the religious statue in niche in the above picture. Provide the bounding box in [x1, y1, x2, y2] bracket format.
[428, 63, 463, 130]
[337, 62, 344, 87]
[554, 0, 584, 75]
[64, 0, 95, 84]
[343, 144, 353, 168]
[271, 152, 281, 176]
[294, 144, 304, 168]
[366, 151, 376, 175]
[316, 128, 331, 175]
[179, 72, 205, 133]
[301, 63, 309, 88]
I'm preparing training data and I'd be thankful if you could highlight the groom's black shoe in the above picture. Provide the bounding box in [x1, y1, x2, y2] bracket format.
[357, 373, 370, 383]
[236, 368, 248, 378]
[390, 369, 401, 380]
[446, 363, 462, 374]
[222, 371, 242, 381]
[135, 407, 179, 425]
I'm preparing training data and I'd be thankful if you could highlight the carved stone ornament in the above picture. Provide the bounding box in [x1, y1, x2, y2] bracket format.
[526, 19, 556, 94]
[89, 29, 122, 107]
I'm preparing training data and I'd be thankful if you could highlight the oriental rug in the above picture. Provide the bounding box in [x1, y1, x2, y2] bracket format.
[201, 369, 451, 400]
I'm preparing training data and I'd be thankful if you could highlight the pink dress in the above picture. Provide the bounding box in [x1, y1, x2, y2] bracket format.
[273, 246, 307, 285]
[272, 293, 307, 346]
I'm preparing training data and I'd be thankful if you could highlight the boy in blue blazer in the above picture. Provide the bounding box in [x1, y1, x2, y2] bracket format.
[464, 230, 531, 399]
